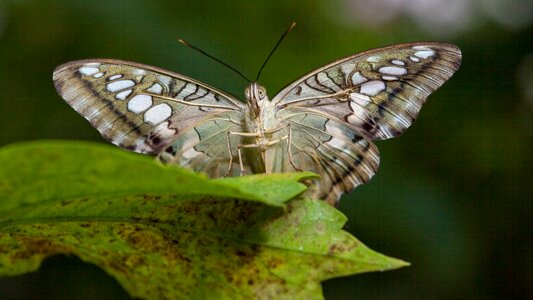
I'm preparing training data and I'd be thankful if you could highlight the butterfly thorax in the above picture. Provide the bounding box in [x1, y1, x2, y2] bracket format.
[242, 82, 285, 174]
[243, 82, 280, 133]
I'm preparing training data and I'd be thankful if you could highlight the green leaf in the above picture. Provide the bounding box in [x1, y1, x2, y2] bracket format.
[0, 141, 408, 299]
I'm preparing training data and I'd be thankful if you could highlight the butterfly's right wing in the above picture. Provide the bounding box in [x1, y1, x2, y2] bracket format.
[273, 42, 461, 140]
[271, 43, 461, 204]
[54, 59, 246, 176]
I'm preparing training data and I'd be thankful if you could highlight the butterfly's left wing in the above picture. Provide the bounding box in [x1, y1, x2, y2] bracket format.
[272, 42, 461, 203]
[54, 59, 247, 176]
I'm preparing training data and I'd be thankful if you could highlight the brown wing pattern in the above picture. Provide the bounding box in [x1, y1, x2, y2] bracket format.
[273, 42, 461, 140]
[274, 108, 379, 205]
[272, 42, 461, 203]
[53, 59, 244, 156]
[158, 110, 251, 177]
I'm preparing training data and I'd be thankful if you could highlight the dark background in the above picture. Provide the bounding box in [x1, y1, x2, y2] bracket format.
[0, 0, 532, 299]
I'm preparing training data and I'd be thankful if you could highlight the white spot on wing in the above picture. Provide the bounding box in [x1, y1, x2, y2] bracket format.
[93, 72, 104, 78]
[158, 76, 171, 86]
[133, 69, 146, 76]
[133, 138, 150, 153]
[146, 83, 163, 94]
[409, 56, 420, 62]
[382, 76, 398, 81]
[115, 89, 132, 100]
[144, 103, 172, 125]
[379, 66, 407, 76]
[346, 101, 370, 125]
[347, 114, 363, 124]
[350, 93, 371, 108]
[392, 60, 405, 66]
[414, 50, 435, 59]
[106, 80, 135, 92]
[413, 46, 431, 50]
[152, 121, 175, 140]
[79, 67, 99, 76]
[351, 72, 367, 85]
[128, 94, 153, 114]
[348, 93, 372, 126]
[108, 74, 123, 80]
[366, 56, 380, 63]
[360, 80, 385, 96]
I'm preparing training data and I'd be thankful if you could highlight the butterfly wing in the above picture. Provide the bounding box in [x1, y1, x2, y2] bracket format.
[53, 59, 246, 176]
[273, 42, 461, 140]
[270, 110, 380, 205]
[272, 42, 461, 203]
[157, 109, 251, 177]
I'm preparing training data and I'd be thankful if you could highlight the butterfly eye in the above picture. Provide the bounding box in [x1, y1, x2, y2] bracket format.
[244, 86, 251, 99]
[258, 87, 266, 99]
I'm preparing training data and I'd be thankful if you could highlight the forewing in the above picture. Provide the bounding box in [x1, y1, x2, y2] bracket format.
[272, 42, 461, 140]
[273, 109, 380, 205]
[53, 59, 245, 155]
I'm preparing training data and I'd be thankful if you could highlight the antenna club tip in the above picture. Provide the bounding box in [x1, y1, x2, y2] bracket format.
[289, 21, 297, 30]
[178, 38, 189, 46]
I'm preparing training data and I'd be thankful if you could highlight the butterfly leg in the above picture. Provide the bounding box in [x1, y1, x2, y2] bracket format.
[229, 128, 296, 175]
[237, 146, 246, 176]
[228, 131, 261, 176]
[287, 124, 302, 172]
[223, 132, 234, 177]
[259, 123, 302, 172]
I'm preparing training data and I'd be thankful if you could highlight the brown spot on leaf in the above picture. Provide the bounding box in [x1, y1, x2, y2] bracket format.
[328, 241, 357, 255]
[11, 237, 72, 260]
[143, 195, 161, 202]
[267, 257, 284, 269]
[60, 199, 73, 206]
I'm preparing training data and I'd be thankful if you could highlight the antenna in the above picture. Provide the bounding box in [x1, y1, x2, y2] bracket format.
[255, 21, 296, 82]
[179, 21, 296, 83]
[178, 38, 251, 82]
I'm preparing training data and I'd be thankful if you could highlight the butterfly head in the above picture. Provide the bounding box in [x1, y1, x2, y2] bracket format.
[245, 82, 268, 117]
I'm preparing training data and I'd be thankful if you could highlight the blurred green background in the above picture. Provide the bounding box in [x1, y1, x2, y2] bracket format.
[0, 0, 532, 299]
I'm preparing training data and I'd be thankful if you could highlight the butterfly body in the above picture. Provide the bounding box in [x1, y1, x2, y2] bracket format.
[240, 82, 290, 174]
[54, 42, 461, 205]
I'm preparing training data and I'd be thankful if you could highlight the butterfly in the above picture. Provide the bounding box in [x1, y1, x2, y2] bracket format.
[53, 41, 461, 205]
